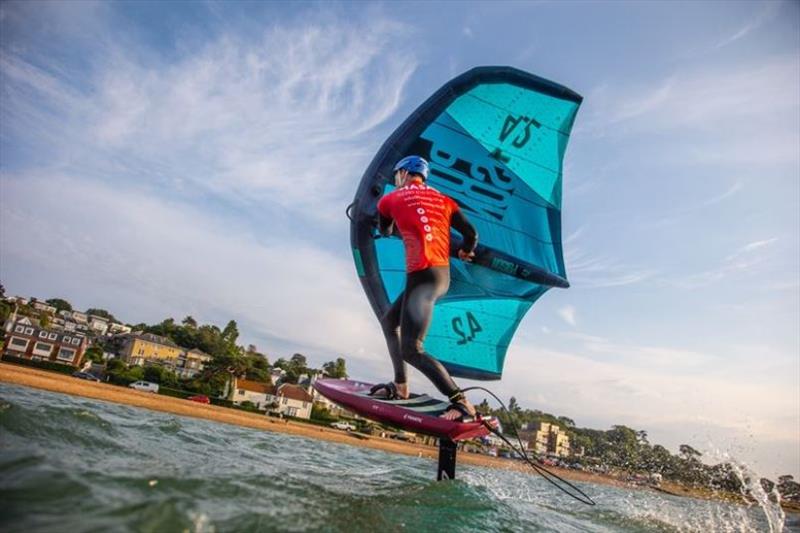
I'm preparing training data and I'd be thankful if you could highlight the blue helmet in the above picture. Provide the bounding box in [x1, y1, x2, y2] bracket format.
[393, 155, 429, 179]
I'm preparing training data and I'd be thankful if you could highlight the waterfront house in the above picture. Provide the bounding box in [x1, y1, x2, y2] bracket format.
[119, 332, 182, 366]
[88, 315, 110, 336]
[273, 384, 313, 419]
[108, 322, 132, 335]
[30, 299, 57, 314]
[304, 374, 345, 415]
[529, 422, 571, 457]
[269, 367, 286, 384]
[175, 348, 212, 379]
[2, 317, 87, 367]
[232, 378, 276, 411]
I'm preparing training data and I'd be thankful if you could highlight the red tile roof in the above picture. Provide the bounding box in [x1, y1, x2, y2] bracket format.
[236, 379, 275, 394]
[277, 384, 313, 402]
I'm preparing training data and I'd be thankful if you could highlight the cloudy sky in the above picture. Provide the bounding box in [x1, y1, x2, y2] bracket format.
[1, 1, 797, 479]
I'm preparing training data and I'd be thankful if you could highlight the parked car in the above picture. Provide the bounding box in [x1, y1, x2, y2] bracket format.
[330, 421, 356, 431]
[72, 371, 100, 382]
[187, 395, 210, 404]
[390, 431, 412, 441]
[129, 381, 159, 393]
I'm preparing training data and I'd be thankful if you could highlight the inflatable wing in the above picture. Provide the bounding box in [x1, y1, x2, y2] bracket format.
[349, 66, 582, 380]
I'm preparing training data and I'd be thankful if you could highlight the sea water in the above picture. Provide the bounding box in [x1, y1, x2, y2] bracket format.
[0, 383, 794, 532]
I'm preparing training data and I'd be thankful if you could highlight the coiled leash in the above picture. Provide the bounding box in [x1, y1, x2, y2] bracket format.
[462, 386, 596, 506]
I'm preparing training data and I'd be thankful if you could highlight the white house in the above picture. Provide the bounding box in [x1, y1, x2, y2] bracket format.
[31, 299, 57, 314]
[230, 380, 313, 420]
[232, 378, 276, 411]
[272, 384, 313, 419]
[108, 322, 132, 335]
[88, 316, 109, 335]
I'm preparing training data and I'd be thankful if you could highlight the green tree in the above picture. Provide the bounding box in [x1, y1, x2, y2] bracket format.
[182, 316, 198, 328]
[84, 345, 104, 363]
[476, 398, 491, 416]
[679, 444, 702, 461]
[322, 357, 347, 378]
[39, 313, 52, 329]
[106, 358, 126, 372]
[143, 365, 179, 387]
[46, 298, 73, 313]
[557, 416, 576, 428]
[0, 300, 11, 324]
[274, 353, 310, 384]
[311, 403, 336, 422]
[86, 308, 117, 322]
[222, 320, 239, 344]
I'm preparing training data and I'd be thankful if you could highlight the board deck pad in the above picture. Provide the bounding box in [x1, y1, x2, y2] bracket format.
[313, 378, 492, 441]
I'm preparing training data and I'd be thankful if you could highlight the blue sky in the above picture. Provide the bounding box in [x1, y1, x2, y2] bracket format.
[1, 1, 797, 479]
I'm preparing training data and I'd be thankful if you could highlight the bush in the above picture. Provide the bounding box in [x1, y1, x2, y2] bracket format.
[158, 387, 193, 399]
[106, 363, 145, 385]
[1, 354, 76, 375]
[311, 403, 337, 422]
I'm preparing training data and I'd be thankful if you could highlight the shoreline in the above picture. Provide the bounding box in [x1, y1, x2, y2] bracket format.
[1, 363, 793, 513]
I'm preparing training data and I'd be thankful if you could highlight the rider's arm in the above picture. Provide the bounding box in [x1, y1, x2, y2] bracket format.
[378, 212, 396, 237]
[377, 195, 396, 237]
[451, 208, 478, 253]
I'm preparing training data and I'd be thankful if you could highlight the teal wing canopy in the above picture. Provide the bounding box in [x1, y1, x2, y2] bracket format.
[349, 66, 582, 380]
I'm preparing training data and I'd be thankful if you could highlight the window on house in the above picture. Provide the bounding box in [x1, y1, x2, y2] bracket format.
[72, 338, 80, 345]
[238, 390, 245, 396]
[48, 333, 57, 340]
[39, 331, 48, 338]
[282, 398, 287, 405]
[64, 336, 72, 344]
[57, 347, 76, 361]
[34, 342, 52, 352]
[25, 328, 34, 335]
[9, 337, 28, 349]
[14, 326, 24, 333]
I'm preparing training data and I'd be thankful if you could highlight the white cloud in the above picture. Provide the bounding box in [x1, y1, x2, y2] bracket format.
[700, 181, 743, 207]
[582, 57, 799, 166]
[1, 10, 418, 225]
[564, 244, 657, 289]
[733, 238, 779, 256]
[558, 305, 577, 327]
[713, 1, 782, 50]
[670, 237, 779, 289]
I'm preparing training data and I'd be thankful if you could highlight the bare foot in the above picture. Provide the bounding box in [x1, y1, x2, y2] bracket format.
[440, 398, 476, 421]
[395, 383, 409, 399]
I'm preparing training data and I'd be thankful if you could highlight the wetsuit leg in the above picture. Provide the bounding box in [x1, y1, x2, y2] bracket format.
[379, 290, 407, 384]
[399, 266, 460, 397]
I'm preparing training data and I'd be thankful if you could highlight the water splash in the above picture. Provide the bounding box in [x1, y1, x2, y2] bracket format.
[727, 460, 786, 533]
